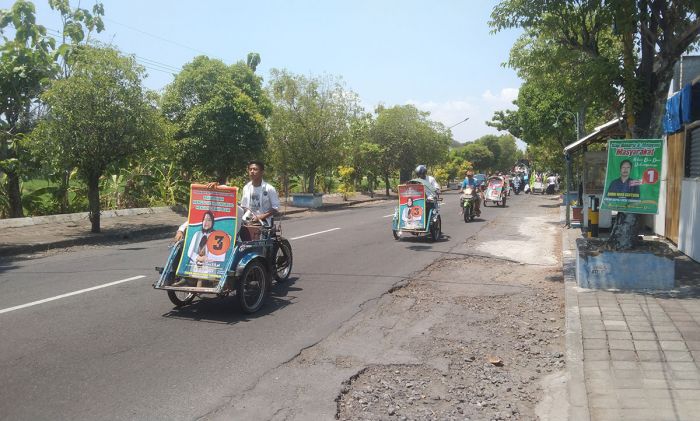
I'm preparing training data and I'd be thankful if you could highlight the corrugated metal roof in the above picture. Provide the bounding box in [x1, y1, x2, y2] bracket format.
[563, 117, 626, 155]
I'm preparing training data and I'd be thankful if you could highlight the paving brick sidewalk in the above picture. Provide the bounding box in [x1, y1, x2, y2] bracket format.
[0, 192, 396, 257]
[562, 225, 700, 421]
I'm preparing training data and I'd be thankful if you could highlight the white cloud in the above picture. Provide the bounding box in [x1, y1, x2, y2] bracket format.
[481, 88, 519, 106]
[394, 87, 522, 149]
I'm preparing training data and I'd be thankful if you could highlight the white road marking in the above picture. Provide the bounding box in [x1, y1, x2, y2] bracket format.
[0, 275, 147, 315]
[383, 214, 395, 218]
[289, 227, 341, 240]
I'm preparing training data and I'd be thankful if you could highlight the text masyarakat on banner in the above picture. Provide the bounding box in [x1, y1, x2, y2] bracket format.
[601, 139, 662, 214]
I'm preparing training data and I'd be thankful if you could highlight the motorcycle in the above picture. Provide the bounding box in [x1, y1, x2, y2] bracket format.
[546, 177, 558, 195]
[512, 176, 521, 195]
[154, 197, 293, 314]
[460, 186, 478, 222]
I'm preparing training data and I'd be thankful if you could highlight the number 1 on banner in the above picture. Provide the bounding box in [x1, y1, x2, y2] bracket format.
[643, 168, 659, 184]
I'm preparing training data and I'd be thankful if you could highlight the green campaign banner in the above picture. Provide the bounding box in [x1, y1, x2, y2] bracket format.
[601, 139, 662, 214]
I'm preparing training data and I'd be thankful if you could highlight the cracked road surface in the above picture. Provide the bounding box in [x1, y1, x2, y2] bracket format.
[0, 192, 563, 420]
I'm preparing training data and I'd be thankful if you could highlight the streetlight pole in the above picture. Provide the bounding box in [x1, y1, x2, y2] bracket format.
[554, 111, 581, 227]
[448, 116, 470, 129]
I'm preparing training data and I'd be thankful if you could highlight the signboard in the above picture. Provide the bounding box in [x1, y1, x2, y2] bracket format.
[584, 151, 607, 195]
[601, 139, 663, 214]
[398, 184, 426, 230]
[176, 184, 238, 280]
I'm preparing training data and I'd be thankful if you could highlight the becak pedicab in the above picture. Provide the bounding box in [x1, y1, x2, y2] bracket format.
[153, 184, 292, 314]
[483, 175, 507, 207]
[391, 181, 442, 242]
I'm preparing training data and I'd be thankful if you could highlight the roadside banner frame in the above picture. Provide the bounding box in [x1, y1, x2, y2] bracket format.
[601, 139, 663, 214]
[398, 184, 426, 230]
[176, 184, 238, 280]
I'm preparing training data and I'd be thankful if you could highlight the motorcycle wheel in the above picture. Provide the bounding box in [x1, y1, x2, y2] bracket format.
[392, 230, 400, 240]
[274, 238, 293, 282]
[501, 197, 507, 207]
[167, 289, 196, 307]
[429, 216, 441, 242]
[463, 206, 471, 223]
[237, 260, 269, 314]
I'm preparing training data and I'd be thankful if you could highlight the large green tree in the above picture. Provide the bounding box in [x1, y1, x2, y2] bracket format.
[161, 55, 271, 184]
[455, 134, 520, 173]
[0, 0, 56, 217]
[491, 1, 700, 249]
[370, 104, 450, 192]
[0, 0, 105, 218]
[267, 70, 360, 193]
[32, 45, 162, 232]
[491, 0, 700, 138]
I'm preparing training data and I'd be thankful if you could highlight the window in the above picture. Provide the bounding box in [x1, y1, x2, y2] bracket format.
[687, 127, 700, 177]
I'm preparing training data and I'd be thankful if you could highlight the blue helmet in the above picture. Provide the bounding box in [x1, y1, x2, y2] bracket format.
[415, 165, 427, 177]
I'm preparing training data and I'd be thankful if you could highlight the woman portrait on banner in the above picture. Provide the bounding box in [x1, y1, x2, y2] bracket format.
[401, 197, 422, 229]
[186, 211, 226, 271]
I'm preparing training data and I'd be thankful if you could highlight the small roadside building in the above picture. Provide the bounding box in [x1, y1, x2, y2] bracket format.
[656, 78, 700, 262]
[562, 79, 700, 262]
[562, 118, 626, 230]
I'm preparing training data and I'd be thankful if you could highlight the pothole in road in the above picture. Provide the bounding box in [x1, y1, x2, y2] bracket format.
[335, 256, 566, 421]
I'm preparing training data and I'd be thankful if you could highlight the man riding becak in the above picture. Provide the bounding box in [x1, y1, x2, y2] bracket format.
[174, 161, 280, 242]
[408, 164, 440, 220]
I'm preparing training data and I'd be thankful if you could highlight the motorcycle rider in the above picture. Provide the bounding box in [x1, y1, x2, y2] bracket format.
[460, 170, 481, 217]
[414, 164, 441, 194]
[410, 165, 440, 220]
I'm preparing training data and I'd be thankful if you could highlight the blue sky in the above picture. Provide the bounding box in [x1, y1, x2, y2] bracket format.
[26, 0, 523, 145]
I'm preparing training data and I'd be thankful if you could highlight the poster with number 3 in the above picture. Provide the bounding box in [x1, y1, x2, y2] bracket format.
[176, 184, 238, 280]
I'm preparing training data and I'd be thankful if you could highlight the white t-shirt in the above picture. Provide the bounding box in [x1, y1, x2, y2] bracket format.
[239, 181, 280, 225]
[426, 175, 440, 192]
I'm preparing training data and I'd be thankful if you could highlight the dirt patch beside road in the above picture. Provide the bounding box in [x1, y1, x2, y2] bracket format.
[205, 195, 565, 421]
[336, 256, 565, 420]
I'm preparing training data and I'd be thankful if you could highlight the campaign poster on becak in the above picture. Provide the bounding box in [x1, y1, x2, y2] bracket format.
[601, 139, 662, 214]
[176, 184, 238, 280]
[398, 184, 426, 230]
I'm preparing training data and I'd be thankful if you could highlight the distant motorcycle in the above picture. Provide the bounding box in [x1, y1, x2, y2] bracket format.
[460, 186, 478, 222]
[512, 176, 521, 195]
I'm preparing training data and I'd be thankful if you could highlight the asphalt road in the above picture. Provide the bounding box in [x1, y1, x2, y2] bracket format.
[0, 190, 523, 420]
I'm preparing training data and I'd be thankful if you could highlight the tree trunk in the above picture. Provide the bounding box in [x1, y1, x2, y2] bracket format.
[384, 172, 390, 196]
[59, 169, 70, 214]
[87, 174, 101, 233]
[399, 168, 411, 184]
[607, 212, 638, 250]
[307, 168, 316, 194]
[6, 171, 24, 218]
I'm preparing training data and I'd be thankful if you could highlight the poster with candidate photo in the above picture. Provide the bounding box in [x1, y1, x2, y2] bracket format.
[398, 184, 426, 230]
[601, 139, 662, 214]
[176, 184, 238, 280]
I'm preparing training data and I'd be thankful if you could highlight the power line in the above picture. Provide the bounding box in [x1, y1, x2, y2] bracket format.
[44, 27, 180, 75]
[103, 17, 212, 56]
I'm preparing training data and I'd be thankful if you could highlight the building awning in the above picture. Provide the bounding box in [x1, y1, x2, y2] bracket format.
[563, 117, 626, 155]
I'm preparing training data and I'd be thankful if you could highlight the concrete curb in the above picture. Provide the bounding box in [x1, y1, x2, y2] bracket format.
[0, 196, 395, 258]
[560, 205, 590, 420]
[0, 205, 188, 229]
[0, 225, 176, 257]
[564, 238, 590, 421]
